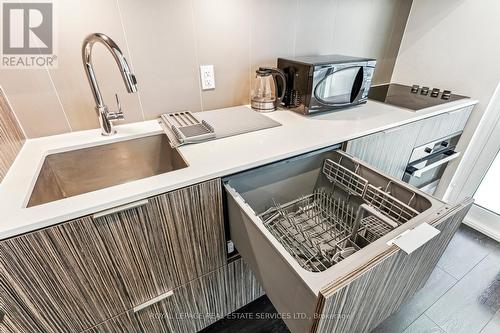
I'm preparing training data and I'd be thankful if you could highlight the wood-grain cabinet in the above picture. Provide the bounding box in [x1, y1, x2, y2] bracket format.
[224, 146, 473, 333]
[82, 259, 264, 333]
[0, 179, 263, 333]
[345, 105, 474, 180]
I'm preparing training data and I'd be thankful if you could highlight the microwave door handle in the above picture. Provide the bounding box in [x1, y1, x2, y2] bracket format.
[408, 150, 461, 178]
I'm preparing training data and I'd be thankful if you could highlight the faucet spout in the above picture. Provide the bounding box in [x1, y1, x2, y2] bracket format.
[82, 33, 138, 135]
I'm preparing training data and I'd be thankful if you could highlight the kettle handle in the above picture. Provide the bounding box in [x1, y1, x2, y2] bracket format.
[261, 67, 287, 105]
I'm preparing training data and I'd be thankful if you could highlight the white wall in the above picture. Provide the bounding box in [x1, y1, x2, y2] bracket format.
[0, 0, 412, 138]
[391, 0, 500, 200]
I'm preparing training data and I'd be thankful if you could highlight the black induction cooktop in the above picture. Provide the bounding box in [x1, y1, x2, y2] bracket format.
[368, 83, 468, 111]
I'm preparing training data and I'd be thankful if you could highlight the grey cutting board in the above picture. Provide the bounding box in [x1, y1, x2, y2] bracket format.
[194, 106, 281, 140]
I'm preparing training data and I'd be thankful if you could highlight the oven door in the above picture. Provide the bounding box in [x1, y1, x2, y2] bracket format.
[403, 148, 461, 194]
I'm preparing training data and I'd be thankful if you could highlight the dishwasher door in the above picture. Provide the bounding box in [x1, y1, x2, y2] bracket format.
[223, 147, 471, 333]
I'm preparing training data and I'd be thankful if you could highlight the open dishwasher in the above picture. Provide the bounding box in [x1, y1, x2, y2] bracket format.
[223, 146, 472, 333]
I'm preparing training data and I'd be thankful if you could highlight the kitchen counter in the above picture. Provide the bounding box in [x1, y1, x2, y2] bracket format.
[0, 99, 477, 240]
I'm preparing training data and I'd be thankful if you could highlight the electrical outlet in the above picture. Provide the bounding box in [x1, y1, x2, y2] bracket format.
[227, 240, 235, 254]
[200, 65, 215, 90]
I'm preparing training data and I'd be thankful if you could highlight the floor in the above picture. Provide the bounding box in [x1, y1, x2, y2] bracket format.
[201, 224, 500, 333]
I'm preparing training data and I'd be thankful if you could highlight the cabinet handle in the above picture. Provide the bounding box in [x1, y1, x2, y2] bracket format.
[92, 199, 149, 219]
[133, 290, 174, 313]
[387, 223, 440, 254]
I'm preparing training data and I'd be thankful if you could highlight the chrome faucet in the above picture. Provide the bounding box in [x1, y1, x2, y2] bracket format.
[82, 33, 138, 135]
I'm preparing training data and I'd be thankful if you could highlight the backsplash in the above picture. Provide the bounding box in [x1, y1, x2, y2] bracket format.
[0, 0, 412, 138]
[0, 87, 25, 182]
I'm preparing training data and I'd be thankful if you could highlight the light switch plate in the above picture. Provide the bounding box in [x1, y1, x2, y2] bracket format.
[200, 65, 215, 90]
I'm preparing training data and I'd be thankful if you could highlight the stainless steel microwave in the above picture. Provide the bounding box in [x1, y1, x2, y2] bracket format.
[277, 55, 376, 115]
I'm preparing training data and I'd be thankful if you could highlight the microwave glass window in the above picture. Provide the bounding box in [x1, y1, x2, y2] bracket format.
[315, 67, 362, 104]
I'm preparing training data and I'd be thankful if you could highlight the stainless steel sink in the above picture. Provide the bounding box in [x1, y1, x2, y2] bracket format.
[27, 134, 188, 207]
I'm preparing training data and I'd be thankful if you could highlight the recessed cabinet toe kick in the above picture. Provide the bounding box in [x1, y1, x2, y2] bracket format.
[224, 147, 472, 333]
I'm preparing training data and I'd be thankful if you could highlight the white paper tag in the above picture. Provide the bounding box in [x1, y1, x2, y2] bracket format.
[387, 223, 440, 254]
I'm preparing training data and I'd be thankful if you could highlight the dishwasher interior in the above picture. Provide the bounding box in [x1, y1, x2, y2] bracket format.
[225, 149, 433, 273]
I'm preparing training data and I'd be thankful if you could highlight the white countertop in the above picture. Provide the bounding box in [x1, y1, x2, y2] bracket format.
[0, 99, 478, 239]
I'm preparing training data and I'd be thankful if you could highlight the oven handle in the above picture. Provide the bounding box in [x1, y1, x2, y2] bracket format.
[407, 150, 461, 178]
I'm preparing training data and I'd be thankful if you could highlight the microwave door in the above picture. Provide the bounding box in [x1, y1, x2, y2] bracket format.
[314, 66, 364, 106]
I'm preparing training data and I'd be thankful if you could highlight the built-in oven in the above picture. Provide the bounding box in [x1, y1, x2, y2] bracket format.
[403, 134, 462, 195]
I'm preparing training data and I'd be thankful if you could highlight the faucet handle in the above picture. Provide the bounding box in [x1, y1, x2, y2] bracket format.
[107, 93, 124, 120]
[115, 93, 122, 113]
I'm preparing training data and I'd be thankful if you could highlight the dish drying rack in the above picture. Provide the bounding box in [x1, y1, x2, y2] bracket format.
[258, 157, 420, 272]
[160, 111, 215, 145]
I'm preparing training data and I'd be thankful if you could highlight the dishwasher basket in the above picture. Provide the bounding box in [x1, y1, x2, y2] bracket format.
[258, 157, 419, 272]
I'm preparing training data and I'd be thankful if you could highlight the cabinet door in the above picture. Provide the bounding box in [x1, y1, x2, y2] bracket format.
[93, 179, 226, 307]
[133, 258, 264, 333]
[345, 121, 422, 179]
[0, 280, 51, 333]
[0, 216, 131, 333]
[313, 198, 473, 333]
[415, 105, 473, 146]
